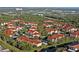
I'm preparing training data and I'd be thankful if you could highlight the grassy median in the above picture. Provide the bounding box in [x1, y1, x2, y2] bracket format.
[0, 39, 22, 52]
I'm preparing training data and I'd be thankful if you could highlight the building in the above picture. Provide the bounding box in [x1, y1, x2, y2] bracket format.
[27, 22, 38, 26]
[28, 30, 35, 35]
[43, 24, 52, 28]
[4, 28, 15, 37]
[70, 31, 79, 38]
[28, 30, 40, 38]
[17, 35, 42, 47]
[43, 20, 54, 23]
[30, 26, 37, 31]
[62, 24, 74, 32]
[48, 34, 64, 42]
[32, 31, 41, 38]
[46, 28, 60, 34]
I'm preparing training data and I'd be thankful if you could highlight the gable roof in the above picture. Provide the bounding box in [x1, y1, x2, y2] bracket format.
[62, 24, 73, 30]
[46, 28, 56, 32]
[72, 31, 79, 36]
[43, 20, 54, 23]
[28, 22, 37, 26]
[18, 35, 29, 41]
[31, 26, 37, 29]
[4, 29, 14, 37]
[17, 35, 41, 46]
[43, 24, 52, 27]
[48, 34, 64, 40]
[28, 30, 35, 34]
[33, 31, 40, 35]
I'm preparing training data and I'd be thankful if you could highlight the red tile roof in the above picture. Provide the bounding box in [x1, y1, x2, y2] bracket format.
[31, 26, 37, 29]
[18, 36, 29, 42]
[5, 22, 13, 25]
[11, 20, 20, 22]
[28, 30, 35, 34]
[43, 24, 52, 27]
[17, 36, 41, 46]
[46, 28, 56, 32]
[4, 29, 14, 37]
[14, 18, 24, 20]
[16, 26, 23, 29]
[72, 31, 79, 36]
[28, 22, 37, 25]
[44, 20, 54, 23]
[19, 21, 25, 25]
[48, 34, 64, 40]
[7, 24, 15, 28]
[62, 24, 72, 30]
[58, 22, 65, 25]
[33, 31, 40, 35]
[29, 39, 41, 45]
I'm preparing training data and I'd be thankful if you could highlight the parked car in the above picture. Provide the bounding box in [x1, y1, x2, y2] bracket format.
[66, 41, 79, 52]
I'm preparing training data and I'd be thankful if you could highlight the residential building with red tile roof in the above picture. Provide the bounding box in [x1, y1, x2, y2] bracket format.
[43, 20, 54, 23]
[70, 31, 79, 38]
[17, 35, 29, 42]
[11, 19, 20, 22]
[69, 28, 78, 32]
[7, 24, 15, 28]
[29, 26, 37, 31]
[16, 26, 23, 31]
[62, 24, 73, 30]
[46, 28, 60, 34]
[4, 28, 15, 37]
[59, 23, 78, 32]
[28, 30, 35, 35]
[32, 31, 41, 37]
[17, 35, 42, 47]
[28, 30, 40, 37]
[43, 24, 52, 28]
[27, 22, 38, 26]
[48, 34, 64, 42]
[31, 26, 37, 29]
[29, 39, 42, 47]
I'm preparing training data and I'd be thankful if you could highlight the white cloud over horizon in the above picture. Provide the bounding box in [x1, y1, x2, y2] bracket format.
[0, 0, 79, 7]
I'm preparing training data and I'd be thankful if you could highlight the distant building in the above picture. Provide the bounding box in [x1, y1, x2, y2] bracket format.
[16, 8, 23, 11]
[38, 13, 44, 16]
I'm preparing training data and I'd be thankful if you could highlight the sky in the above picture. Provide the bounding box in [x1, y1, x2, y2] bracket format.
[0, 0, 79, 7]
